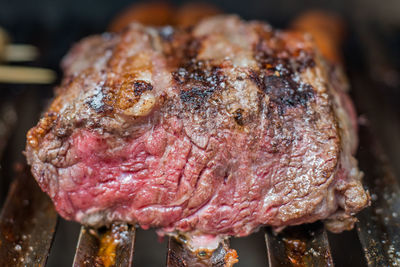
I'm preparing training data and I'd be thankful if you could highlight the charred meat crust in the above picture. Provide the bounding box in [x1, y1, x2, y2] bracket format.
[25, 16, 369, 240]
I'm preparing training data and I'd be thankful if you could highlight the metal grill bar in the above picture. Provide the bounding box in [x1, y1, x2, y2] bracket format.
[265, 222, 333, 266]
[0, 100, 17, 203]
[167, 237, 235, 267]
[0, 168, 57, 266]
[0, 101, 17, 158]
[73, 223, 136, 267]
[355, 125, 400, 266]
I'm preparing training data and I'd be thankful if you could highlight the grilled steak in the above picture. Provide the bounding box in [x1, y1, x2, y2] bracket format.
[25, 15, 369, 247]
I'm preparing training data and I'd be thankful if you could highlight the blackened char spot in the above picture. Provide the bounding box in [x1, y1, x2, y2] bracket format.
[179, 87, 213, 110]
[250, 27, 316, 114]
[250, 72, 314, 115]
[263, 75, 314, 107]
[173, 60, 226, 110]
[233, 108, 245, 126]
[133, 80, 153, 96]
[296, 50, 316, 72]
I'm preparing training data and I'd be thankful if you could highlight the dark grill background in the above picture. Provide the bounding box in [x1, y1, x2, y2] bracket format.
[0, 0, 399, 266]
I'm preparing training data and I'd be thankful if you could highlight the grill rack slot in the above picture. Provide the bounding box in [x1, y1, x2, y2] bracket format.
[0, 168, 57, 266]
[73, 224, 136, 266]
[265, 223, 333, 266]
[167, 236, 234, 267]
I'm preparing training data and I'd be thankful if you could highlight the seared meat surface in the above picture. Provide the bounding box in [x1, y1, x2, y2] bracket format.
[25, 16, 369, 245]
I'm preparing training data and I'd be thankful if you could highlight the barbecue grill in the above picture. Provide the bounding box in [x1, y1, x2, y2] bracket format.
[0, 0, 399, 266]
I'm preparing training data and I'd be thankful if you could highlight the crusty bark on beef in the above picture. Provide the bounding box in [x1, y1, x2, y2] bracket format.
[25, 16, 369, 242]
